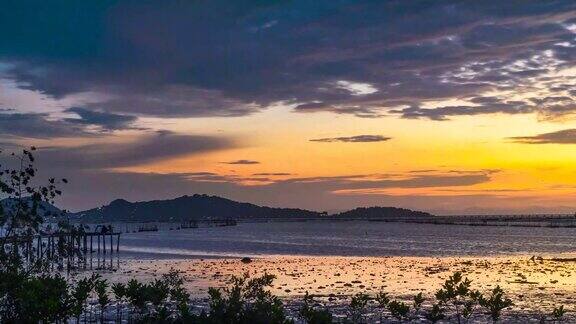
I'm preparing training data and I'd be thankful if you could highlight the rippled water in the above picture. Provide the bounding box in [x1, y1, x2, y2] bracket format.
[117, 221, 576, 258]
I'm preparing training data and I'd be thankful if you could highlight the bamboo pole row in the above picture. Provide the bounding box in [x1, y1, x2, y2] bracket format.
[2, 232, 121, 270]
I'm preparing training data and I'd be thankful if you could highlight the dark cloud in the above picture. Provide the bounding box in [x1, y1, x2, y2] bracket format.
[293, 102, 334, 112]
[36, 132, 234, 169]
[536, 103, 576, 121]
[293, 102, 383, 118]
[509, 128, 576, 144]
[0, 108, 140, 139]
[391, 101, 535, 121]
[2, 1, 576, 120]
[223, 160, 260, 165]
[529, 96, 573, 105]
[310, 135, 391, 143]
[81, 86, 263, 118]
[270, 172, 492, 191]
[0, 112, 89, 139]
[64, 107, 138, 130]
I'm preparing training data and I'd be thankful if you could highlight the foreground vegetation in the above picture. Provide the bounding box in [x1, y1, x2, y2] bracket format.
[3, 267, 571, 323]
[0, 148, 570, 323]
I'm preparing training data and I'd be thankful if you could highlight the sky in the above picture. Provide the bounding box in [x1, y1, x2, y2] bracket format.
[3, 1, 576, 214]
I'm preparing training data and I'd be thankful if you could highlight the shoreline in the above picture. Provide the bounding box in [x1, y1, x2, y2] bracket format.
[117, 242, 576, 260]
[79, 217, 576, 229]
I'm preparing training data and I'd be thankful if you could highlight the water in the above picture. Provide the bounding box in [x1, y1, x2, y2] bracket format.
[117, 221, 576, 258]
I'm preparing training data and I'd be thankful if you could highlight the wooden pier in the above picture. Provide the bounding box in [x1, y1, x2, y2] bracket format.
[1, 231, 121, 271]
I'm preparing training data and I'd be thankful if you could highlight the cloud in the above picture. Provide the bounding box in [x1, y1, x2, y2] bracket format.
[64, 107, 138, 130]
[252, 172, 292, 176]
[36, 131, 234, 169]
[294, 102, 383, 118]
[271, 172, 492, 190]
[0, 112, 89, 139]
[509, 128, 576, 144]
[222, 160, 260, 165]
[81, 86, 263, 118]
[335, 81, 378, 96]
[0, 108, 140, 139]
[3, 1, 576, 120]
[310, 135, 391, 143]
[390, 101, 535, 121]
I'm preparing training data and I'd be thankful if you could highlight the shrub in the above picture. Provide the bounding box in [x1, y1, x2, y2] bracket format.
[112, 282, 127, 322]
[194, 273, 292, 324]
[299, 292, 333, 324]
[348, 292, 370, 323]
[95, 278, 110, 323]
[412, 292, 424, 313]
[8, 273, 72, 323]
[122, 270, 191, 322]
[478, 286, 512, 322]
[126, 278, 147, 312]
[71, 274, 99, 323]
[375, 290, 389, 308]
[435, 272, 482, 323]
[425, 303, 446, 323]
[552, 305, 567, 321]
[388, 300, 410, 320]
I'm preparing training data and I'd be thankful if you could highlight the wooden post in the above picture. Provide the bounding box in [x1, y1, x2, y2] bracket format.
[14, 240, 20, 261]
[71, 234, 75, 264]
[103, 233, 106, 255]
[35, 237, 39, 259]
[97, 235, 100, 253]
[28, 239, 32, 262]
[24, 239, 28, 261]
[70, 234, 74, 263]
[66, 235, 71, 270]
[110, 234, 113, 254]
[68, 235, 71, 264]
[116, 234, 120, 252]
[90, 235, 93, 270]
[83, 235, 87, 254]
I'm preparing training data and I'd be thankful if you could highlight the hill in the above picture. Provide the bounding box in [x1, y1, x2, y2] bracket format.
[333, 206, 434, 220]
[73, 195, 436, 223]
[1, 197, 64, 219]
[73, 194, 322, 222]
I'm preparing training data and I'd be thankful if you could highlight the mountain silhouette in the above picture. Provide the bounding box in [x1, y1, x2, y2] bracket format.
[1, 197, 63, 218]
[73, 194, 323, 222]
[333, 206, 433, 220]
[72, 194, 434, 223]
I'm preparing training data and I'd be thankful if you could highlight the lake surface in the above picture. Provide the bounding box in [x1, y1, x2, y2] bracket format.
[118, 221, 576, 258]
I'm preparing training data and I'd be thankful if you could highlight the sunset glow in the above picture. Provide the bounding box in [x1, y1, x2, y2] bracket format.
[2, 1, 576, 214]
